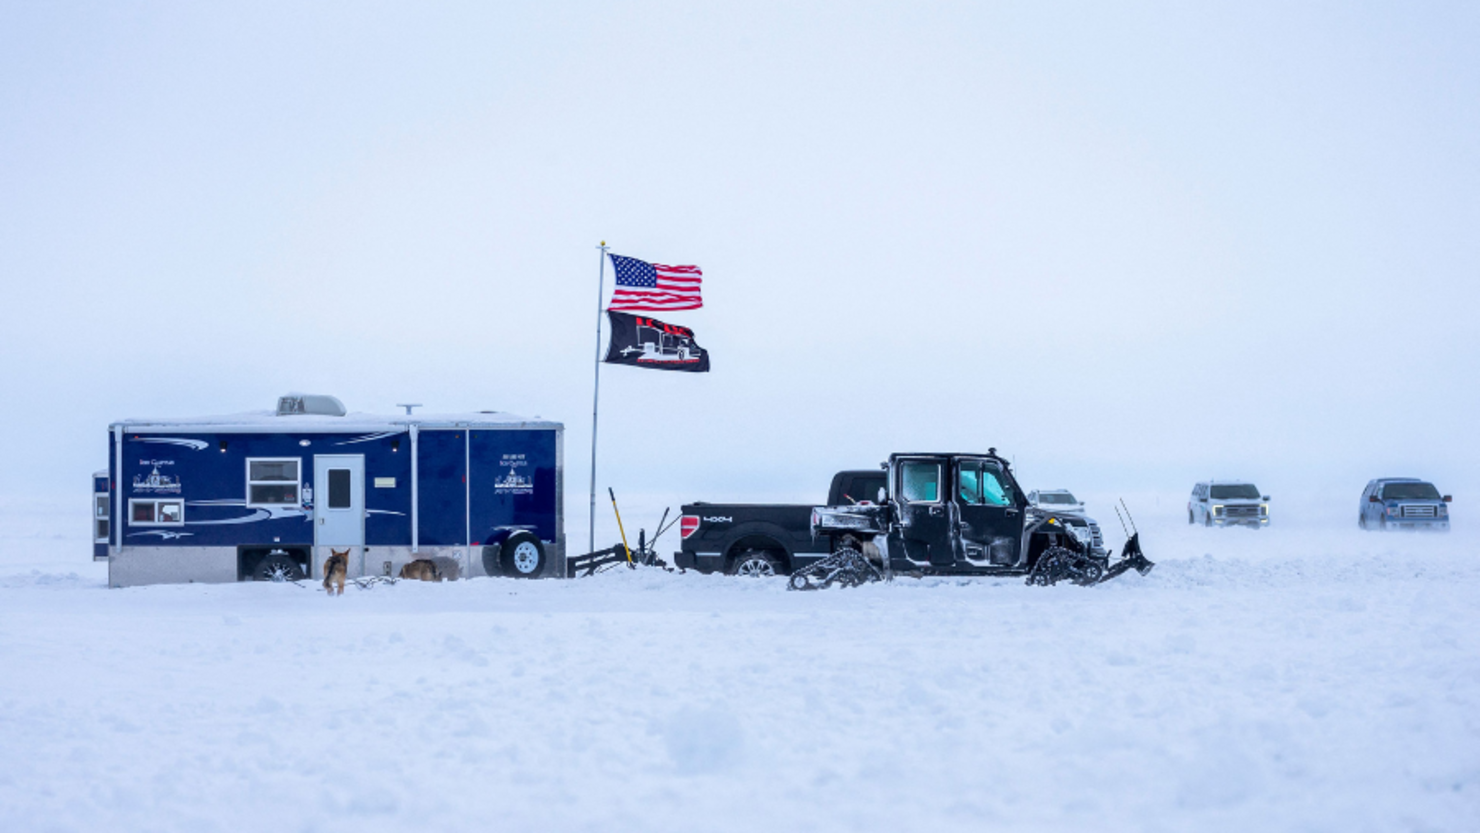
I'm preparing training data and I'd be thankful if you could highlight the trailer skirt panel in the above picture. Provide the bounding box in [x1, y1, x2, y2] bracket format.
[110, 547, 236, 587]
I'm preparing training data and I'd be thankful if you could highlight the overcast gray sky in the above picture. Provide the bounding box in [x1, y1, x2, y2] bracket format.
[2, 2, 1476, 531]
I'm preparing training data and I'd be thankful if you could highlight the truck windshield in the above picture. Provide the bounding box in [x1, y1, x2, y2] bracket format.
[1382, 482, 1441, 500]
[1210, 484, 1261, 500]
[1039, 492, 1077, 504]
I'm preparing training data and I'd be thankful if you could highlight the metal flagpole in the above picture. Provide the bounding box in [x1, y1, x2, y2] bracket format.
[589, 241, 609, 555]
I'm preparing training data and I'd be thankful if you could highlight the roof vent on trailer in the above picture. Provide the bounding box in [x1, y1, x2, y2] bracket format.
[276, 393, 347, 417]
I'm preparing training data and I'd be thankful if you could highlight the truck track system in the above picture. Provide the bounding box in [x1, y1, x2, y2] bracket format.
[787, 547, 884, 591]
[1026, 533, 1154, 587]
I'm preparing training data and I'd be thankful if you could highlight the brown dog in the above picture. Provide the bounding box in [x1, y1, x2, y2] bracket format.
[398, 558, 440, 582]
[323, 549, 348, 596]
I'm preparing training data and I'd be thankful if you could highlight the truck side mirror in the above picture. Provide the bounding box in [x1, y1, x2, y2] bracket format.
[1368, 495, 1381, 503]
[1262, 495, 1270, 501]
[1443, 495, 1453, 502]
[878, 487, 888, 504]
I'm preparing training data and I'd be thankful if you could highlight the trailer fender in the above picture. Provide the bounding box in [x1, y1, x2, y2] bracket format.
[479, 525, 538, 548]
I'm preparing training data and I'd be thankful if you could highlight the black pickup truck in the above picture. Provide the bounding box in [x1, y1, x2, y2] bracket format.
[674, 469, 887, 576]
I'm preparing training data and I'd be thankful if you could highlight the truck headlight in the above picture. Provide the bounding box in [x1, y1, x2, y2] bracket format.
[1260, 504, 1268, 516]
[1212, 505, 1224, 516]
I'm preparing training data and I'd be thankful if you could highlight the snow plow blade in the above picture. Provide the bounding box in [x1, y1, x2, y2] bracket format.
[1096, 533, 1154, 584]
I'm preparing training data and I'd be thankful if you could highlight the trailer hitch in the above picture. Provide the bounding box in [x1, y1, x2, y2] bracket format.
[567, 496, 680, 577]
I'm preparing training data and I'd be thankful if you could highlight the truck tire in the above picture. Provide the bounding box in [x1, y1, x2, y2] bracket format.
[254, 553, 304, 582]
[1187, 509, 1194, 525]
[500, 533, 546, 578]
[728, 549, 782, 577]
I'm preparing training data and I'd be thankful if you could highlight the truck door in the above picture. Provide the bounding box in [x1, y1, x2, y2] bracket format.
[955, 458, 1025, 568]
[893, 457, 954, 568]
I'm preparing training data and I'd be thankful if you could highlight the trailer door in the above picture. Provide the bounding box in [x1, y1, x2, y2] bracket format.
[313, 455, 365, 577]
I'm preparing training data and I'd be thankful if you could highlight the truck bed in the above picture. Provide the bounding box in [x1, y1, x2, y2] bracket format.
[675, 502, 829, 574]
[675, 471, 886, 575]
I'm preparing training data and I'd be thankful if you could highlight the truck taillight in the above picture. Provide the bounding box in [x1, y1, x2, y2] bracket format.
[680, 515, 700, 539]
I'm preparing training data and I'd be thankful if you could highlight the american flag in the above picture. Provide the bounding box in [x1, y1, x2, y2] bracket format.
[607, 253, 703, 311]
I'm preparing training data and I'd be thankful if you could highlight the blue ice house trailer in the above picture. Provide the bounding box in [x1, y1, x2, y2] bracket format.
[94, 394, 564, 587]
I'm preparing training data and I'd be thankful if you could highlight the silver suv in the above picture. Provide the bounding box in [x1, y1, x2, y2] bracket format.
[1027, 489, 1086, 515]
[1359, 478, 1451, 531]
[1189, 481, 1269, 528]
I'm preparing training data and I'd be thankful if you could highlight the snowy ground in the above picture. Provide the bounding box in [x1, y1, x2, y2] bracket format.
[3, 494, 1479, 832]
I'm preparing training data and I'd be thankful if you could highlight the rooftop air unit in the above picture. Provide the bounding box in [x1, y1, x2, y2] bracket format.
[276, 393, 347, 417]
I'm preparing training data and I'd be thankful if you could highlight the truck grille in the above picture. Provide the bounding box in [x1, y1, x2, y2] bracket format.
[1401, 505, 1437, 518]
[1067, 522, 1103, 548]
[1224, 505, 1260, 518]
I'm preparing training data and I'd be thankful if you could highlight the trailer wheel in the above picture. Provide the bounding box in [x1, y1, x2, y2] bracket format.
[500, 533, 546, 578]
[254, 553, 304, 582]
[728, 549, 781, 577]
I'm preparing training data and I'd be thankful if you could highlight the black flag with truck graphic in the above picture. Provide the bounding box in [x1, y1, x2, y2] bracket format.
[604, 311, 710, 373]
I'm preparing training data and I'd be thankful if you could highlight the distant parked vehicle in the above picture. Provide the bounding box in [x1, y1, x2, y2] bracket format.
[1359, 478, 1451, 531]
[1189, 481, 1270, 528]
[1028, 489, 1086, 515]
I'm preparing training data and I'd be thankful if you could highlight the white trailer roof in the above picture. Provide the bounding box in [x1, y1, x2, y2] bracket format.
[111, 410, 562, 433]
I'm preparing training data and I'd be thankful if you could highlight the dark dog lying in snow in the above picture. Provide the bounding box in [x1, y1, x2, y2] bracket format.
[398, 559, 441, 582]
[323, 549, 348, 596]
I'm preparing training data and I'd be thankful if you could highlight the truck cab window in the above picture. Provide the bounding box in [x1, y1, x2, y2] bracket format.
[958, 463, 984, 504]
[980, 463, 1013, 506]
[900, 461, 940, 502]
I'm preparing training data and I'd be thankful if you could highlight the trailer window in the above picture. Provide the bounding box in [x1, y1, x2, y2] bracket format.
[95, 494, 110, 541]
[247, 458, 301, 507]
[129, 499, 183, 526]
[900, 461, 940, 503]
[327, 469, 351, 509]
